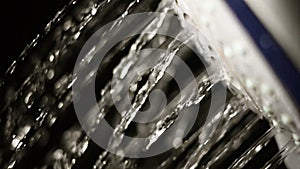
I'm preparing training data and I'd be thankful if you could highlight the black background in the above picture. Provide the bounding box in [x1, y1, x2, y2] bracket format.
[0, 0, 69, 75]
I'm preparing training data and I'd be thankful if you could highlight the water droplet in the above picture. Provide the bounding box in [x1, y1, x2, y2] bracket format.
[173, 137, 182, 148]
[58, 102, 64, 109]
[8, 160, 16, 169]
[47, 69, 55, 80]
[91, 7, 97, 15]
[24, 92, 33, 104]
[255, 145, 262, 152]
[73, 32, 81, 40]
[11, 138, 20, 148]
[49, 55, 55, 62]
[53, 149, 64, 160]
[48, 116, 57, 126]
[63, 20, 72, 31]
[129, 84, 137, 92]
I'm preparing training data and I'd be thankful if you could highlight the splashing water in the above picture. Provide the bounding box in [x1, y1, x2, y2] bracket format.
[0, 0, 299, 169]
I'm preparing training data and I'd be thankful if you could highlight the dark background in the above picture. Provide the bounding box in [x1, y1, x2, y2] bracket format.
[0, 0, 69, 75]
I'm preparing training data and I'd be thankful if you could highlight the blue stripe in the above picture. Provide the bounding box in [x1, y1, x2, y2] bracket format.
[225, 0, 300, 107]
